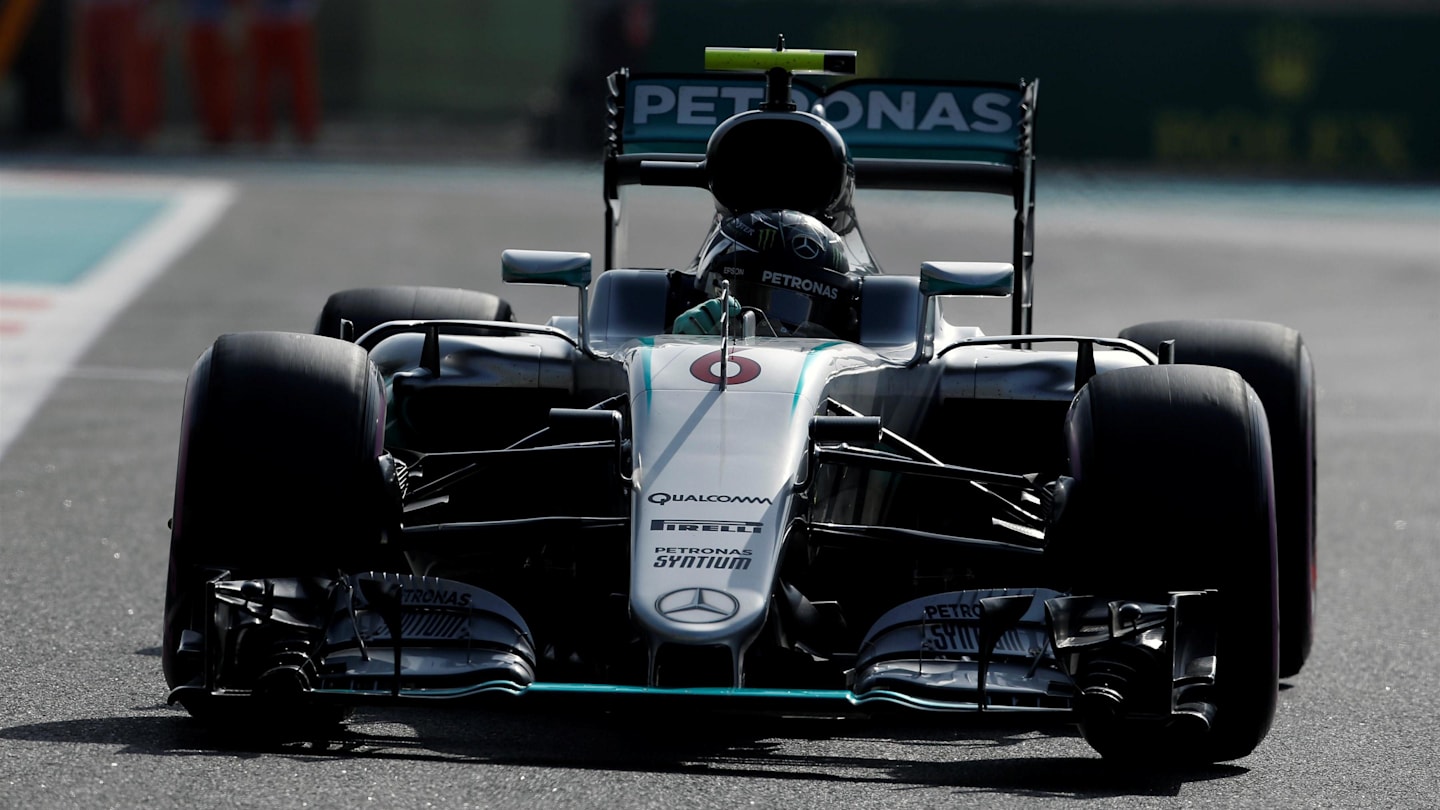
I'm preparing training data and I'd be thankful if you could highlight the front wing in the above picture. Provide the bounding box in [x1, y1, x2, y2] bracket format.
[170, 571, 1220, 727]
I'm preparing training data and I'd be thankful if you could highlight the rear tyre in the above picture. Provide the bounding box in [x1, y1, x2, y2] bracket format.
[1121, 319, 1315, 678]
[315, 285, 515, 340]
[1062, 364, 1279, 763]
[163, 331, 390, 726]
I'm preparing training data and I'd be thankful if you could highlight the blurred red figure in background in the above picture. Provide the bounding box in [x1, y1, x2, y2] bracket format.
[245, 0, 319, 143]
[74, 0, 161, 142]
[185, 0, 237, 143]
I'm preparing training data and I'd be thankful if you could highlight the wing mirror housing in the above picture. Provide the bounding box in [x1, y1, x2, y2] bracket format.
[501, 249, 596, 358]
[910, 261, 1015, 366]
[919, 261, 1014, 297]
[501, 249, 592, 288]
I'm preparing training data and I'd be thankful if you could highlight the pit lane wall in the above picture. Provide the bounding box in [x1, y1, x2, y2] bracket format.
[626, 1, 1438, 178]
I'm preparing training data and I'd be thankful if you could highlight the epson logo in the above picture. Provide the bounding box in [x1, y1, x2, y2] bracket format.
[631, 86, 1014, 135]
[648, 492, 772, 506]
[650, 519, 763, 534]
[761, 271, 839, 299]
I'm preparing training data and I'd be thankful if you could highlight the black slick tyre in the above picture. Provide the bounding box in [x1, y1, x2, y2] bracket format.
[1120, 319, 1315, 678]
[1062, 364, 1279, 763]
[162, 331, 390, 725]
[314, 285, 515, 341]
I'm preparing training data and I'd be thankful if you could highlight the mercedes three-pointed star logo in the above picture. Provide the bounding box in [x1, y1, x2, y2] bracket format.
[655, 588, 740, 624]
[790, 233, 823, 260]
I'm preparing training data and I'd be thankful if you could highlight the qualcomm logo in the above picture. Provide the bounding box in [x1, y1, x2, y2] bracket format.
[655, 588, 740, 624]
[648, 492, 772, 505]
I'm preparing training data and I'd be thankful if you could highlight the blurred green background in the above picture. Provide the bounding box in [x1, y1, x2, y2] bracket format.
[3, 0, 1437, 178]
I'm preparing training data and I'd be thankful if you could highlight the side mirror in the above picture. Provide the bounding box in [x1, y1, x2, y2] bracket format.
[501, 249, 592, 288]
[919, 261, 1013, 298]
[501, 249, 596, 359]
[907, 261, 1015, 368]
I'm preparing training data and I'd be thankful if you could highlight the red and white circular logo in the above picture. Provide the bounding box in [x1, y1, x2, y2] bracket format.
[690, 349, 761, 385]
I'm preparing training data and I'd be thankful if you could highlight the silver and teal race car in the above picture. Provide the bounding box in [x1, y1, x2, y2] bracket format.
[162, 43, 1316, 764]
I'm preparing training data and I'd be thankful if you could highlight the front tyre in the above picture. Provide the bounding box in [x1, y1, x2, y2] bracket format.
[1062, 364, 1279, 763]
[314, 285, 515, 341]
[1121, 319, 1315, 678]
[163, 331, 391, 724]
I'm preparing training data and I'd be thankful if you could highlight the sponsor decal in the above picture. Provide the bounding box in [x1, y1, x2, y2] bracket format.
[647, 492, 772, 506]
[629, 83, 1014, 135]
[790, 233, 822, 260]
[625, 79, 1021, 153]
[921, 602, 982, 651]
[924, 618, 1044, 656]
[690, 348, 761, 385]
[755, 227, 778, 250]
[631, 84, 772, 126]
[656, 587, 740, 623]
[401, 589, 474, 608]
[650, 519, 762, 533]
[760, 270, 840, 299]
[654, 554, 752, 570]
[923, 603, 983, 620]
[819, 88, 1014, 135]
[365, 612, 470, 642]
[925, 622, 977, 652]
[653, 545, 754, 571]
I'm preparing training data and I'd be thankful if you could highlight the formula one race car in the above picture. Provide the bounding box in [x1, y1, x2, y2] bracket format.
[162, 42, 1317, 764]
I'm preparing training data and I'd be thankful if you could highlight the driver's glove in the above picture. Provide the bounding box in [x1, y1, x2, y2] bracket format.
[672, 296, 743, 335]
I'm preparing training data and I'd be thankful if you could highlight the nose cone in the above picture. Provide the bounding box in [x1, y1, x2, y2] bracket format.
[639, 582, 770, 644]
[654, 587, 741, 623]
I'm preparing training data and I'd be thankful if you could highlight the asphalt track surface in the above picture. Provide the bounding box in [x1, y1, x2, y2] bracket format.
[0, 158, 1437, 809]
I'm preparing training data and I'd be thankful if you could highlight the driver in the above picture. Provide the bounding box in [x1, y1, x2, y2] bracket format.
[673, 209, 860, 340]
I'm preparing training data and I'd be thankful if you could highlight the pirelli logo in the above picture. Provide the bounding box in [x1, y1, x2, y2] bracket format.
[650, 519, 763, 534]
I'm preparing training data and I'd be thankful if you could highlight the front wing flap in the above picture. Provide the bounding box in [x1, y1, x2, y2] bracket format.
[169, 572, 537, 706]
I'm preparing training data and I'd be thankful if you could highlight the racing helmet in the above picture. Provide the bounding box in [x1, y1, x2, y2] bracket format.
[695, 209, 859, 338]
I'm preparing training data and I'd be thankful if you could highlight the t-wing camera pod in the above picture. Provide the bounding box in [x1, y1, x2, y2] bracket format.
[703, 36, 858, 112]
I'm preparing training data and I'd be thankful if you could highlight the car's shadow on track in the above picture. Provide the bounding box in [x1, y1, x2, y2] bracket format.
[0, 704, 1246, 799]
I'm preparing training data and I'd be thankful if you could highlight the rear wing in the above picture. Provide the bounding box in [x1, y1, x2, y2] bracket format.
[601, 70, 1039, 335]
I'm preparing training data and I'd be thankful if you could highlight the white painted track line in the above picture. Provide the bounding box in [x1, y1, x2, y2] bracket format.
[0, 172, 236, 459]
